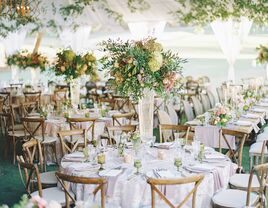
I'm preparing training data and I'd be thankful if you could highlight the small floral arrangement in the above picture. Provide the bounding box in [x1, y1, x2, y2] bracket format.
[7, 50, 48, 71]
[0, 195, 61, 208]
[256, 45, 268, 64]
[51, 49, 97, 81]
[100, 38, 185, 100]
[212, 103, 231, 127]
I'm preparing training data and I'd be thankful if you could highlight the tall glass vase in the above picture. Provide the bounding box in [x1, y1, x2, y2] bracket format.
[70, 78, 81, 108]
[138, 89, 155, 142]
[10, 66, 19, 83]
[29, 67, 40, 86]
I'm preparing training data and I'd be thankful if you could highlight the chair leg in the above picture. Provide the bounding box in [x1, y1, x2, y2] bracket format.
[249, 155, 253, 170]
[52, 142, 57, 165]
[12, 136, 16, 164]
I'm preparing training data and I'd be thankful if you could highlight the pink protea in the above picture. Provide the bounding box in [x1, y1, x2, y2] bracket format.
[31, 195, 47, 208]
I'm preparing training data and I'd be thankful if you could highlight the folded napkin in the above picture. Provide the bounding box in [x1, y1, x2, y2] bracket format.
[65, 152, 84, 158]
[185, 164, 215, 173]
[205, 153, 226, 160]
[235, 120, 260, 133]
[99, 169, 122, 177]
[62, 157, 85, 162]
[68, 163, 98, 172]
[235, 120, 252, 126]
[186, 120, 202, 126]
[154, 142, 175, 149]
[252, 108, 267, 113]
[154, 169, 175, 178]
[244, 113, 266, 125]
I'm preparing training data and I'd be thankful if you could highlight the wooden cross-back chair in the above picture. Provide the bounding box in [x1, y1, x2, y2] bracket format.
[17, 155, 42, 196]
[154, 96, 164, 114]
[17, 155, 66, 204]
[0, 92, 12, 107]
[147, 174, 204, 208]
[220, 129, 247, 170]
[106, 125, 136, 144]
[159, 124, 191, 143]
[67, 117, 97, 141]
[22, 139, 44, 171]
[53, 89, 68, 109]
[24, 91, 41, 104]
[212, 163, 268, 208]
[55, 172, 107, 208]
[112, 112, 135, 126]
[98, 97, 115, 110]
[58, 129, 87, 157]
[22, 139, 57, 186]
[113, 96, 131, 112]
[21, 117, 57, 169]
[21, 101, 39, 117]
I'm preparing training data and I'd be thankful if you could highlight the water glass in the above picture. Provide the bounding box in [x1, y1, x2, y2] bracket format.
[134, 159, 142, 174]
[174, 157, 182, 172]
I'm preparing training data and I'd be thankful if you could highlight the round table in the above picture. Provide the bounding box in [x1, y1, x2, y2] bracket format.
[60, 144, 237, 208]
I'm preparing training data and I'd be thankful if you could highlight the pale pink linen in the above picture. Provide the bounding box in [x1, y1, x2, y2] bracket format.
[195, 126, 236, 149]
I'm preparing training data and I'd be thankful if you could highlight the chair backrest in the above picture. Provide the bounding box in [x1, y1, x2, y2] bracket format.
[166, 104, 178, 125]
[207, 90, 216, 108]
[22, 139, 44, 172]
[0, 92, 11, 107]
[113, 96, 131, 112]
[0, 112, 13, 135]
[107, 125, 136, 144]
[17, 155, 42, 196]
[216, 87, 224, 103]
[182, 100, 195, 121]
[24, 91, 41, 105]
[67, 117, 97, 140]
[159, 124, 190, 143]
[58, 129, 87, 157]
[147, 174, 204, 208]
[200, 94, 210, 112]
[55, 171, 107, 208]
[21, 117, 45, 141]
[191, 96, 203, 116]
[21, 101, 39, 117]
[54, 89, 68, 108]
[157, 110, 173, 141]
[221, 129, 247, 168]
[112, 112, 134, 126]
[246, 163, 268, 207]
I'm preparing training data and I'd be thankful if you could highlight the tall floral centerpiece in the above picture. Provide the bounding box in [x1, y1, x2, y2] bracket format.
[256, 45, 268, 80]
[100, 38, 184, 141]
[6, 50, 48, 84]
[51, 49, 97, 107]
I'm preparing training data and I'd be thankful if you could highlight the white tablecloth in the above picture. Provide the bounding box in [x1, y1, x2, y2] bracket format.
[61, 146, 236, 208]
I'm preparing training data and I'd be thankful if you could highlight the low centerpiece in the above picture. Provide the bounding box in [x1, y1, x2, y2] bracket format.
[7, 50, 48, 84]
[51, 49, 97, 107]
[211, 103, 232, 127]
[100, 38, 184, 141]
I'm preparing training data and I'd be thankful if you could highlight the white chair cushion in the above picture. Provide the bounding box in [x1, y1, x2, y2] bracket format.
[229, 174, 259, 189]
[40, 171, 57, 185]
[31, 187, 71, 205]
[8, 130, 29, 137]
[212, 189, 258, 208]
[263, 127, 268, 133]
[35, 136, 57, 144]
[249, 142, 268, 155]
[256, 133, 268, 143]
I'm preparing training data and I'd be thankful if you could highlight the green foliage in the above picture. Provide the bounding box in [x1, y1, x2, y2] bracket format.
[173, 0, 268, 26]
[51, 49, 97, 81]
[6, 50, 48, 72]
[256, 45, 268, 64]
[99, 38, 185, 101]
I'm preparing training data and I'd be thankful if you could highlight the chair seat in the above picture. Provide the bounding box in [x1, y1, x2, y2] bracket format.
[14, 124, 24, 130]
[212, 189, 258, 208]
[229, 174, 260, 189]
[256, 133, 268, 143]
[8, 130, 29, 137]
[31, 187, 72, 205]
[249, 142, 268, 155]
[35, 136, 57, 144]
[40, 171, 57, 185]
